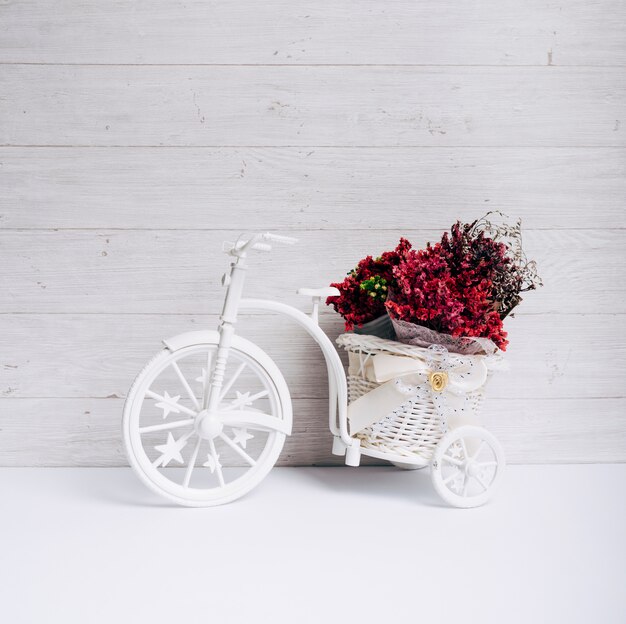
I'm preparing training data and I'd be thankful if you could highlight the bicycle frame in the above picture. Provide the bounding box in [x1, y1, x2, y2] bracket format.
[240, 298, 352, 449]
[208, 242, 354, 451]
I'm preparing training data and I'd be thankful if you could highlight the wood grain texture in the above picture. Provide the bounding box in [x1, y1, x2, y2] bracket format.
[1, 398, 623, 466]
[1, 229, 623, 315]
[0, 313, 622, 401]
[1, 147, 624, 230]
[1, 0, 625, 66]
[1, 0, 624, 466]
[1, 66, 624, 147]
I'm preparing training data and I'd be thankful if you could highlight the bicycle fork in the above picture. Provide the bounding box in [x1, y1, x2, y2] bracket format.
[206, 256, 247, 412]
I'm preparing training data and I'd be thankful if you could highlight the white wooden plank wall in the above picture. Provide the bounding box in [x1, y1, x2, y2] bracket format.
[0, 1, 624, 466]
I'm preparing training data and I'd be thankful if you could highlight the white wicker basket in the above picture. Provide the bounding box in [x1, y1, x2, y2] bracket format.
[336, 332, 493, 464]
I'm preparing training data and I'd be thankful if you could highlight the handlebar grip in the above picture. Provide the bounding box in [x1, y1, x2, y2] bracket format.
[265, 233, 298, 245]
[251, 242, 272, 252]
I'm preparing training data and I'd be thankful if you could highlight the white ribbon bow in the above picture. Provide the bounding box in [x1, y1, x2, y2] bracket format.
[347, 345, 494, 436]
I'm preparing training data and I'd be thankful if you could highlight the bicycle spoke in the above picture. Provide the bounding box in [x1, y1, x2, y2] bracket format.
[208, 438, 225, 487]
[471, 440, 486, 461]
[139, 418, 195, 434]
[459, 438, 469, 461]
[171, 361, 200, 411]
[218, 362, 247, 403]
[219, 432, 256, 467]
[223, 389, 269, 411]
[473, 473, 490, 493]
[443, 470, 461, 485]
[442, 454, 464, 468]
[183, 437, 202, 488]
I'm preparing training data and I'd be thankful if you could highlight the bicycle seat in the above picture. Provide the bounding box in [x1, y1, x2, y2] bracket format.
[297, 287, 340, 299]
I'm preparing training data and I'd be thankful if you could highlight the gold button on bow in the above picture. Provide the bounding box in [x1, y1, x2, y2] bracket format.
[428, 371, 449, 392]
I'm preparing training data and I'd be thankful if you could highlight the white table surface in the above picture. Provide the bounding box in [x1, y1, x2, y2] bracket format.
[1, 465, 625, 624]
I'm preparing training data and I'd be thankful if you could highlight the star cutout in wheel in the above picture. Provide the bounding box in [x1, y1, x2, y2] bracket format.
[449, 475, 464, 494]
[231, 428, 254, 449]
[203, 452, 222, 474]
[232, 391, 254, 409]
[155, 391, 182, 419]
[449, 444, 464, 459]
[154, 432, 187, 467]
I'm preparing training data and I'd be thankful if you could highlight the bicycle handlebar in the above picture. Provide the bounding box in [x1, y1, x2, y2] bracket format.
[224, 232, 299, 256]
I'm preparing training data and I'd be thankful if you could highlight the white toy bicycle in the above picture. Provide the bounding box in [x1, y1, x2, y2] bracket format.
[123, 232, 505, 508]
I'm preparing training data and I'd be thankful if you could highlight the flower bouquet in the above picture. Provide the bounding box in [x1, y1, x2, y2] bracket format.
[328, 213, 542, 466]
[327, 212, 542, 354]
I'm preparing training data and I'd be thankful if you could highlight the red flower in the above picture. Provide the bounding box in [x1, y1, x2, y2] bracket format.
[386, 241, 509, 350]
[326, 238, 412, 330]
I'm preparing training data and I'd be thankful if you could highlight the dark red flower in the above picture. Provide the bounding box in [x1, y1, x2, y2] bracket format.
[325, 238, 412, 330]
[385, 240, 509, 350]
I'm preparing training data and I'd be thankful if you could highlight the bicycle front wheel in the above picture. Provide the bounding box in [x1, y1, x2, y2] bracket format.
[123, 338, 292, 507]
